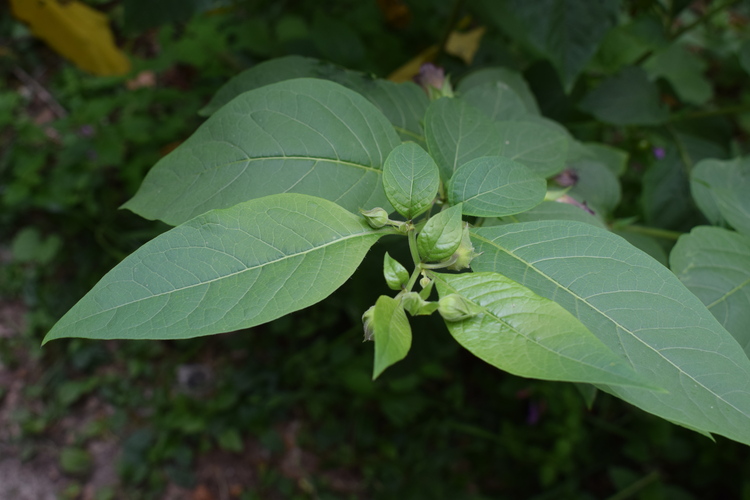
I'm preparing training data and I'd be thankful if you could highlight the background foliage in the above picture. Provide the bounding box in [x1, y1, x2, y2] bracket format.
[2, 0, 750, 498]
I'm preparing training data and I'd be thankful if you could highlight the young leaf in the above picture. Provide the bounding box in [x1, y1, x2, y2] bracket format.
[433, 272, 659, 388]
[44, 194, 388, 343]
[448, 156, 545, 217]
[471, 220, 750, 446]
[372, 295, 412, 379]
[383, 252, 409, 291]
[123, 78, 400, 226]
[417, 204, 463, 262]
[671, 226, 750, 355]
[382, 142, 439, 219]
[690, 157, 750, 237]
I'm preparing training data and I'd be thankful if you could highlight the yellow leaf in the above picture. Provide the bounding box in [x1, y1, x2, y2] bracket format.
[445, 26, 486, 65]
[11, 0, 131, 76]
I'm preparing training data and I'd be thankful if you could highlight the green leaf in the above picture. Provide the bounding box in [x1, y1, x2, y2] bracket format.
[448, 156, 545, 217]
[579, 67, 669, 125]
[433, 272, 658, 388]
[470, 221, 750, 446]
[123, 78, 400, 226]
[383, 252, 409, 291]
[690, 157, 750, 237]
[458, 67, 540, 114]
[372, 295, 412, 379]
[644, 44, 712, 105]
[425, 98, 567, 181]
[494, 121, 569, 178]
[462, 82, 528, 122]
[564, 159, 621, 216]
[417, 204, 464, 262]
[382, 142, 439, 219]
[199, 56, 429, 143]
[590, 17, 668, 74]
[425, 98, 499, 182]
[491, 200, 607, 229]
[614, 231, 668, 267]
[567, 141, 628, 177]
[642, 150, 700, 231]
[671, 226, 750, 355]
[476, 0, 619, 90]
[44, 194, 387, 343]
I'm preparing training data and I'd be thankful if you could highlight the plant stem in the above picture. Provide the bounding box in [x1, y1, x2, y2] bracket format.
[402, 226, 423, 293]
[618, 225, 682, 241]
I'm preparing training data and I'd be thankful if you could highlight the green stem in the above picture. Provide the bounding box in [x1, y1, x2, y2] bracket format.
[618, 225, 682, 241]
[402, 227, 423, 293]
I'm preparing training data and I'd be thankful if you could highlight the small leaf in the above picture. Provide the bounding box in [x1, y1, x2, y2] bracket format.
[417, 204, 463, 262]
[564, 159, 621, 216]
[579, 67, 668, 125]
[644, 44, 712, 105]
[45, 194, 387, 343]
[433, 272, 658, 388]
[383, 252, 410, 291]
[671, 226, 750, 355]
[471, 220, 750, 446]
[401, 292, 439, 316]
[383, 142, 440, 219]
[372, 296, 412, 379]
[449, 156, 545, 217]
[123, 78, 400, 226]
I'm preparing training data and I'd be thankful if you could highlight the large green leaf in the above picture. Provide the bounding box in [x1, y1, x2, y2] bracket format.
[425, 98, 567, 181]
[123, 78, 400, 226]
[671, 226, 750, 355]
[382, 142, 439, 220]
[690, 157, 750, 237]
[434, 272, 658, 388]
[44, 194, 387, 343]
[470, 221, 750, 445]
[476, 0, 619, 90]
[372, 295, 412, 379]
[448, 156, 545, 217]
[199, 56, 429, 143]
[579, 67, 669, 125]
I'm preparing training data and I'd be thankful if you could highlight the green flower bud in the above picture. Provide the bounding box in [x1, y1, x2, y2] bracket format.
[383, 252, 409, 291]
[362, 305, 376, 341]
[401, 292, 439, 316]
[419, 275, 434, 300]
[360, 207, 389, 229]
[438, 294, 478, 322]
[446, 222, 479, 271]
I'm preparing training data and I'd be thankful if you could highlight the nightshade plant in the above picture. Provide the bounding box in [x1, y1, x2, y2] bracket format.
[45, 55, 750, 448]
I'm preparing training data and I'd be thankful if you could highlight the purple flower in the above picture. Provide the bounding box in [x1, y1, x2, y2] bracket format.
[554, 168, 579, 187]
[653, 147, 666, 159]
[414, 63, 445, 92]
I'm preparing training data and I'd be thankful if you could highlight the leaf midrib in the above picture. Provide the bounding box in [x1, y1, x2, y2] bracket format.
[68, 227, 386, 326]
[470, 230, 749, 422]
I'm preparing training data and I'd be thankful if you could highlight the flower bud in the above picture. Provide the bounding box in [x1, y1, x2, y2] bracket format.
[362, 305, 376, 341]
[438, 294, 478, 322]
[446, 222, 478, 271]
[360, 207, 389, 229]
[401, 292, 439, 316]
